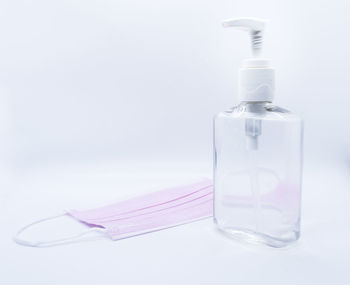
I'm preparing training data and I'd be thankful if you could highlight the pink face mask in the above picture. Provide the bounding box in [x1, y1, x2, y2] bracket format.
[14, 180, 213, 247]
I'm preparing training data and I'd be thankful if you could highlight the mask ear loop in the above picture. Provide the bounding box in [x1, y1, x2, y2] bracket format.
[13, 212, 107, 248]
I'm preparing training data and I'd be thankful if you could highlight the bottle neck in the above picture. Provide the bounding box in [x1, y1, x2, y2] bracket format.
[239, 101, 270, 112]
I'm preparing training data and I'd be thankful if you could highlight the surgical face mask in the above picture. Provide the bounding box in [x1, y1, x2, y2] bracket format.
[14, 179, 213, 247]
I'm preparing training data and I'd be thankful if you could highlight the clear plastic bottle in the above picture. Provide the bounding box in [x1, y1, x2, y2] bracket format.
[214, 18, 303, 247]
[214, 102, 303, 247]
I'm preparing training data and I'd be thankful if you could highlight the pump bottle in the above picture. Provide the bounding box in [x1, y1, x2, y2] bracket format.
[214, 18, 303, 247]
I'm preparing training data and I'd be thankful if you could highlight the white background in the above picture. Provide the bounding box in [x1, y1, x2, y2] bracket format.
[1, 0, 350, 284]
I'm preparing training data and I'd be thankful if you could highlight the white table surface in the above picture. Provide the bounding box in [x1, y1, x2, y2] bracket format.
[1, 161, 349, 284]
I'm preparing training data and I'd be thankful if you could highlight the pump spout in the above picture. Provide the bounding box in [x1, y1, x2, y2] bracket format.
[222, 18, 266, 58]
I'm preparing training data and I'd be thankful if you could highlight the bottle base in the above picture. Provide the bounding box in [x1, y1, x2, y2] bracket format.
[215, 223, 300, 248]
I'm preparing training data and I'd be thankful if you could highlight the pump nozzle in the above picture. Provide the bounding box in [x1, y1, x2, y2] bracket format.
[222, 18, 266, 58]
[222, 17, 273, 103]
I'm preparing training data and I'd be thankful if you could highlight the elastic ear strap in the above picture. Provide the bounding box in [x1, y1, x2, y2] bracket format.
[13, 213, 107, 248]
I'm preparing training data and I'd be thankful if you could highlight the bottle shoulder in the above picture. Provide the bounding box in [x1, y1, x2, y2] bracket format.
[214, 103, 302, 122]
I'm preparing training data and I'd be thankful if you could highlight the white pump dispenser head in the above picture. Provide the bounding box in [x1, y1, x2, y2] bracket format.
[223, 18, 274, 102]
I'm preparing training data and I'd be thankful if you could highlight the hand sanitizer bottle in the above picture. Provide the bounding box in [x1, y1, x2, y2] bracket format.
[214, 18, 303, 247]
